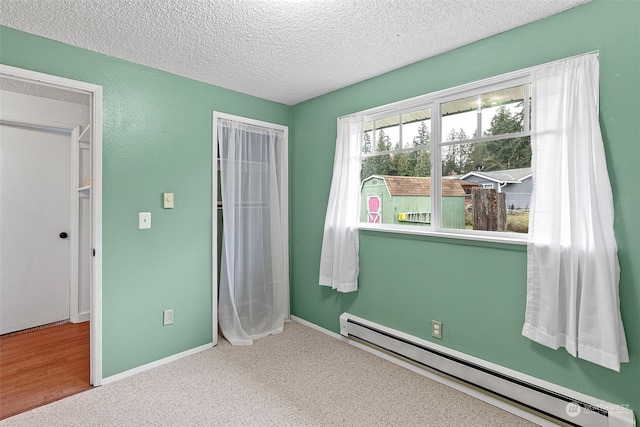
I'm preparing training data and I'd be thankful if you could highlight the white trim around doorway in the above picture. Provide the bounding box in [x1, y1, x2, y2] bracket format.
[0, 64, 104, 386]
[211, 111, 290, 345]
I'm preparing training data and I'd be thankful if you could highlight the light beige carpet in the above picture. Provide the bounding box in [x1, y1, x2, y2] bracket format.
[1, 321, 540, 426]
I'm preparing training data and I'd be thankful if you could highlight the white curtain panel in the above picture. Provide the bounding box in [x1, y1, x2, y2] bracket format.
[522, 54, 629, 371]
[218, 119, 287, 345]
[319, 115, 363, 293]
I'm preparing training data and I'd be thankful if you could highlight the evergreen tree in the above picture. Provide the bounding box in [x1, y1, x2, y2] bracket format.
[390, 142, 412, 176]
[376, 128, 392, 152]
[415, 121, 430, 146]
[483, 105, 531, 170]
[442, 128, 473, 176]
[468, 142, 501, 172]
[360, 130, 377, 180]
[373, 129, 392, 175]
[414, 150, 431, 177]
[360, 123, 434, 180]
[411, 121, 431, 177]
[360, 129, 393, 180]
[362, 129, 373, 154]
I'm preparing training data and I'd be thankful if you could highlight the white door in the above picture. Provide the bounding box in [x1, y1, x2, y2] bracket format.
[0, 124, 71, 334]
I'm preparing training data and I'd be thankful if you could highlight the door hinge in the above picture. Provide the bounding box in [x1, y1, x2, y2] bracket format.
[92, 248, 96, 257]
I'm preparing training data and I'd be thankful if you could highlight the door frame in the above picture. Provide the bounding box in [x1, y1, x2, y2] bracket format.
[212, 111, 290, 344]
[0, 64, 103, 386]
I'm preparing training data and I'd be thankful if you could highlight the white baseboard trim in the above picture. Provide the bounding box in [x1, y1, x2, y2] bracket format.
[101, 342, 214, 385]
[70, 311, 90, 324]
[290, 315, 554, 427]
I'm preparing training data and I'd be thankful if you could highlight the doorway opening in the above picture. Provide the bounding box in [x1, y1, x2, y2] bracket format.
[0, 65, 103, 411]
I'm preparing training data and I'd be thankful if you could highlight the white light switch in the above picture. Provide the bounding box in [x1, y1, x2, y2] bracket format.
[163, 192, 174, 209]
[139, 212, 151, 229]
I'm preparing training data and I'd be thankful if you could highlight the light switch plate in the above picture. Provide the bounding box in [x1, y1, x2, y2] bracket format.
[139, 212, 151, 229]
[163, 192, 174, 209]
[163, 309, 173, 326]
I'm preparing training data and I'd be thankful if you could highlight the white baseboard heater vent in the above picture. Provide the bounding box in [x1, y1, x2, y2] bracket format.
[339, 313, 635, 427]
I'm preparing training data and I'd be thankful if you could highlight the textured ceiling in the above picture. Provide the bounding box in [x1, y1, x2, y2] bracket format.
[0, 0, 589, 106]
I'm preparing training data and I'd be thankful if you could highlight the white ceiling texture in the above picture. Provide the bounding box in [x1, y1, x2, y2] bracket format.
[0, 0, 589, 106]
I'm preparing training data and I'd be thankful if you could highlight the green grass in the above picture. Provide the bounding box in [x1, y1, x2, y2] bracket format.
[507, 212, 529, 233]
[464, 212, 529, 233]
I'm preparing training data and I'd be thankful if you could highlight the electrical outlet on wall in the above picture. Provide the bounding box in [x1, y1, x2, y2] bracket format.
[163, 309, 174, 326]
[432, 320, 442, 339]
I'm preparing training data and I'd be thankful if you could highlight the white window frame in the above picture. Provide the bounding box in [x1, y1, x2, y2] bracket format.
[356, 71, 534, 245]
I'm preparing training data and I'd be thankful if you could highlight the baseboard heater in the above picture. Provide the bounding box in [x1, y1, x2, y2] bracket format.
[339, 313, 635, 427]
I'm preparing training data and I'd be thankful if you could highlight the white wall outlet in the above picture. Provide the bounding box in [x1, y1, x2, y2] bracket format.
[163, 309, 174, 326]
[139, 212, 151, 229]
[432, 320, 442, 339]
[163, 192, 174, 209]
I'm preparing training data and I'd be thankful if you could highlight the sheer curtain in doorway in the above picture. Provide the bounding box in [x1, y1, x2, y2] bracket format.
[217, 119, 287, 345]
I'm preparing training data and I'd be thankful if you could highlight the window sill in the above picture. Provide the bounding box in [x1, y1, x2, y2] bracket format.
[358, 223, 528, 247]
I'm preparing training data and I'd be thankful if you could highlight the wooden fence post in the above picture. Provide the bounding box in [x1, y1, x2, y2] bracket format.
[472, 188, 506, 231]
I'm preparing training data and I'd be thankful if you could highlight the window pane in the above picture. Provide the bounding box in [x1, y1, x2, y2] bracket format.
[441, 95, 478, 141]
[481, 86, 525, 136]
[374, 115, 400, 152]
[360, 149, 432, 226]
[441, 137, 531, 233]
[402, 108, 431, 149]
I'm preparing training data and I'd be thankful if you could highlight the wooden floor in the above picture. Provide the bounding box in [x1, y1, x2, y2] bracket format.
[0, 322, 92, 420]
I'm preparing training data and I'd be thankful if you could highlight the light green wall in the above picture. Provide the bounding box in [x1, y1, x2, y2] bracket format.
[0, 26, 292, 377]
[2, 0, 638, 416]
[291, 0, 640, 416]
